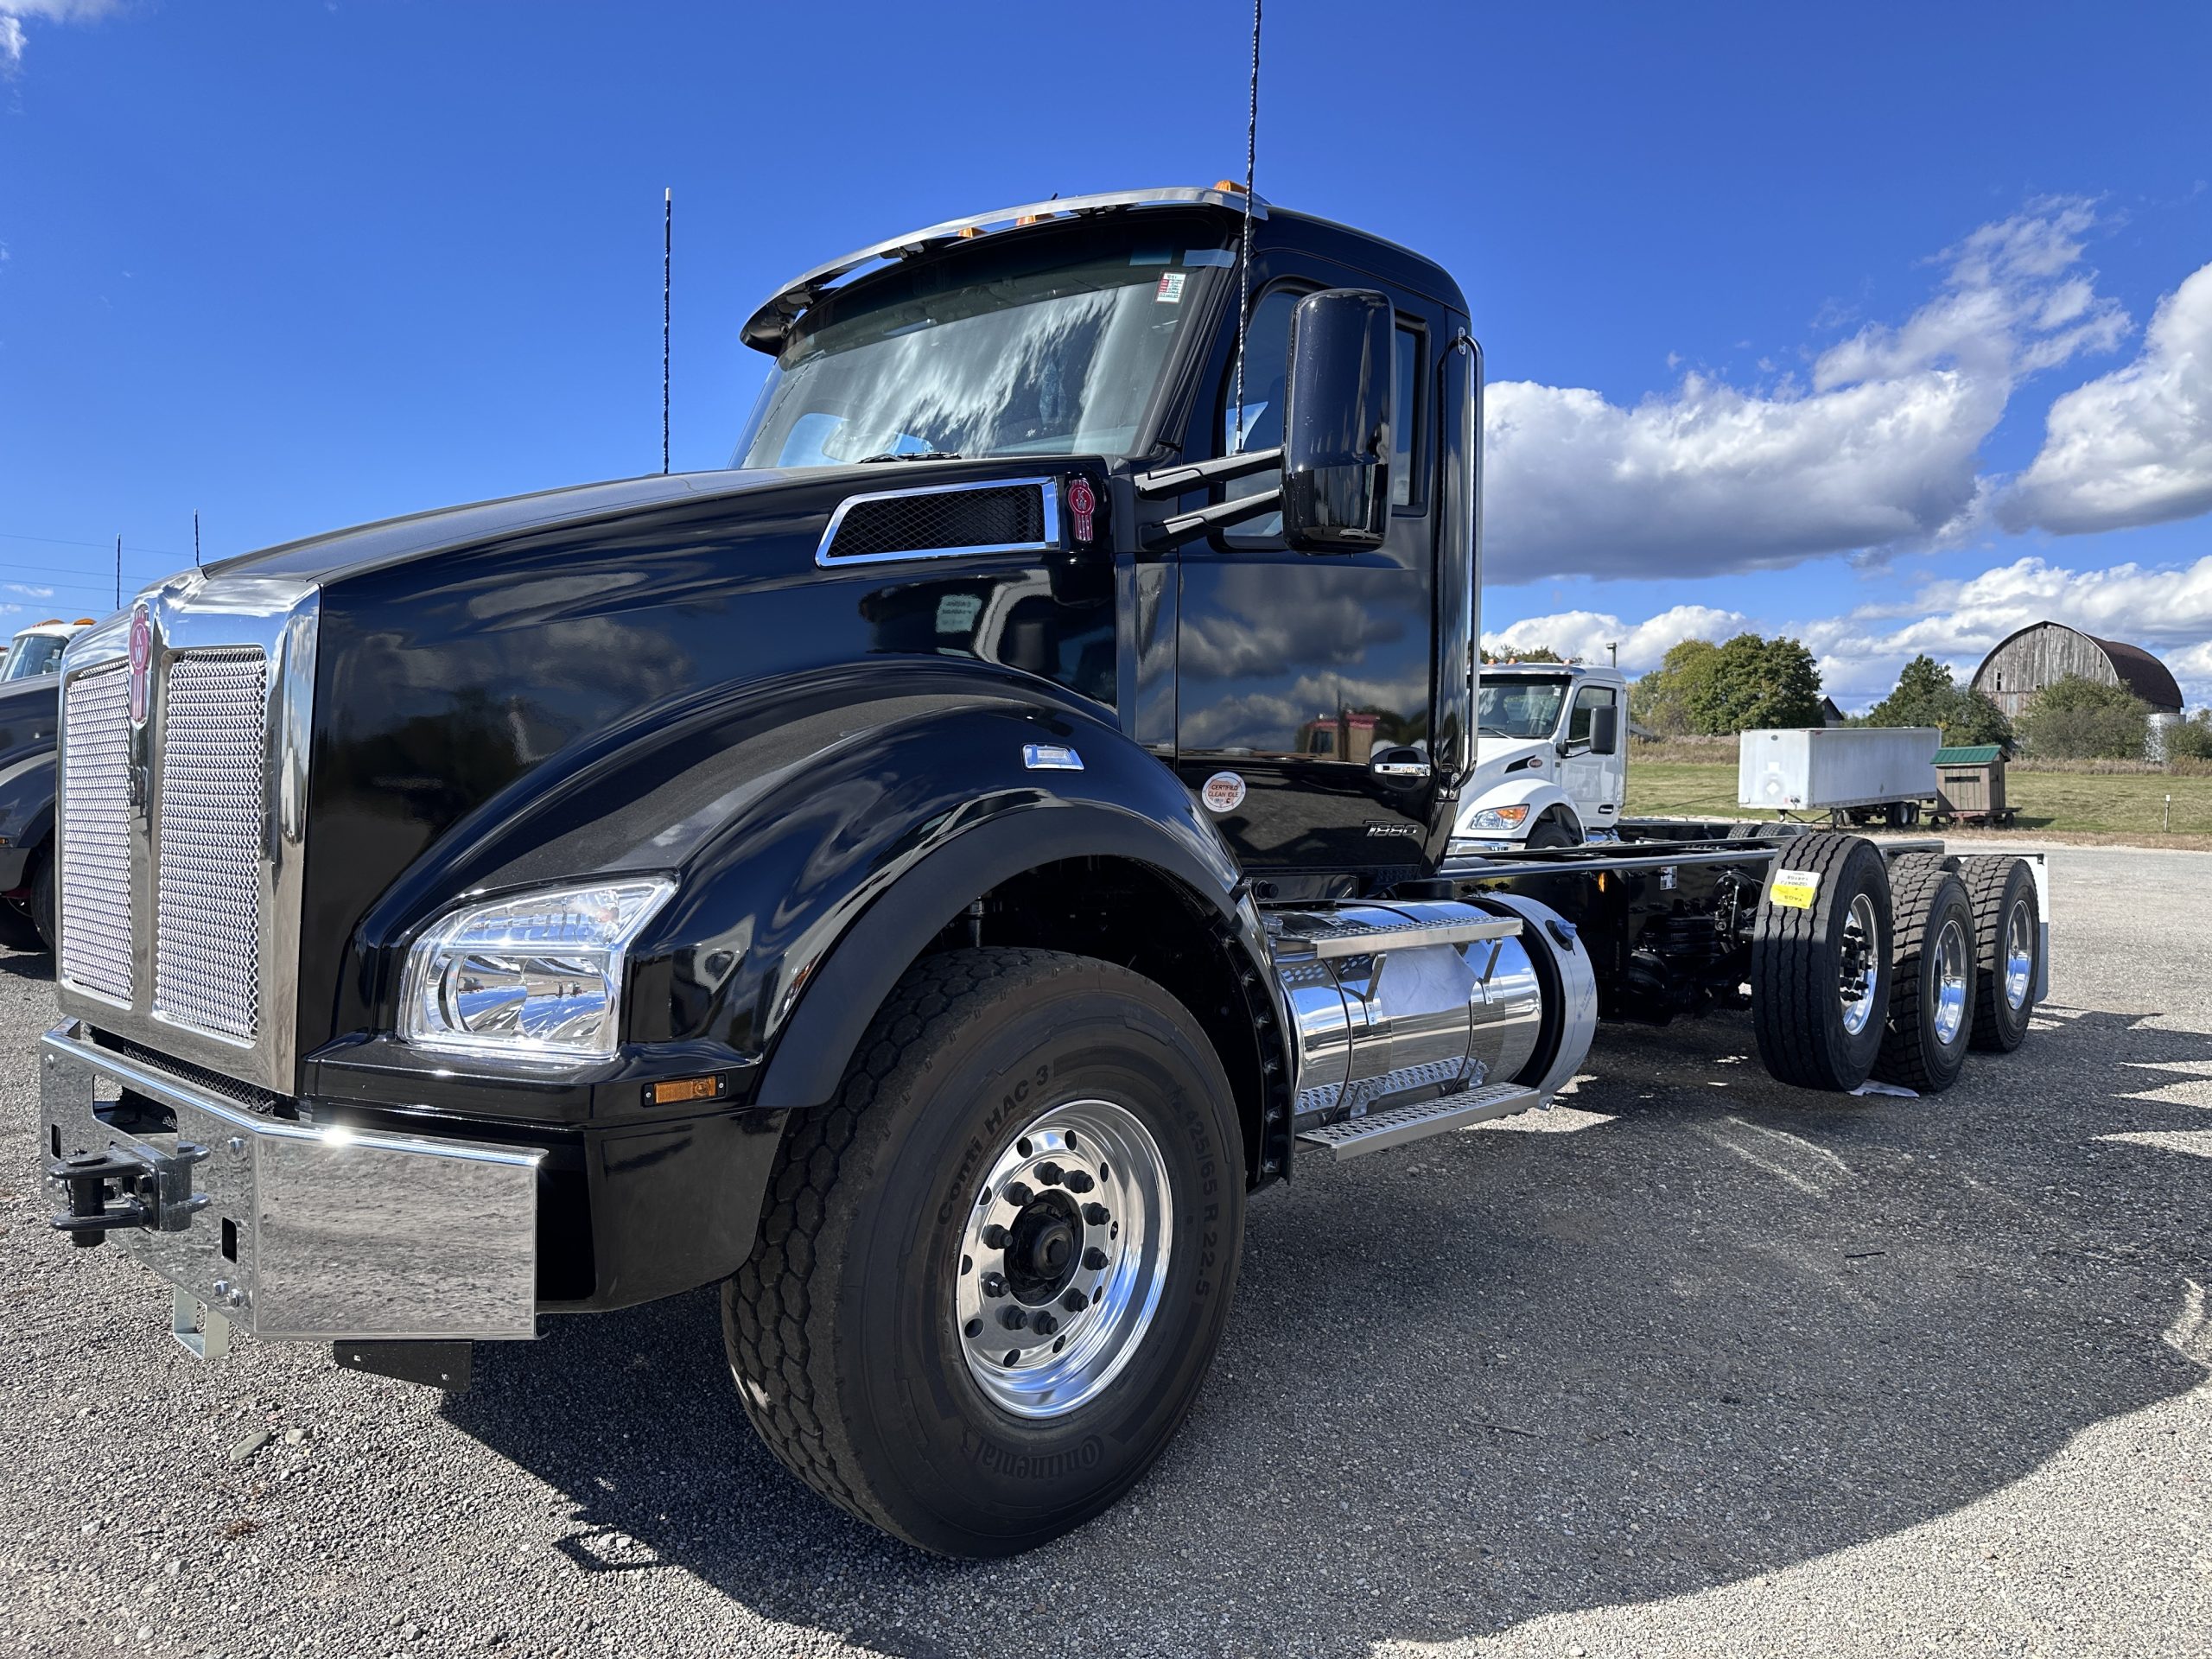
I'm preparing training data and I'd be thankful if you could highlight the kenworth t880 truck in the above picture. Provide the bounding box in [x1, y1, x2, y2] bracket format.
[40, 186, 2048, 1558]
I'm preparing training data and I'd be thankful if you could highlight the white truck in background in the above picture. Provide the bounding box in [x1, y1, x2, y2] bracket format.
[1448, 661, 1628, 855]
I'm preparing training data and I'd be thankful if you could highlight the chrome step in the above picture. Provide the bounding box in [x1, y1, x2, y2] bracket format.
[1295, 1082, 1543, 1160]
[1270, 909, 1522, 962]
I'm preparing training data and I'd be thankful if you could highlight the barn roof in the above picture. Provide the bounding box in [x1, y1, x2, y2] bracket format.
[1972, 620, 2184, 712]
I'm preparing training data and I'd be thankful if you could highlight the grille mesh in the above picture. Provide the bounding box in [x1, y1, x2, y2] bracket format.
[60, 663, 134, 1001]
[154, 649, 267, 1040]
[825, 484, 1046, 562]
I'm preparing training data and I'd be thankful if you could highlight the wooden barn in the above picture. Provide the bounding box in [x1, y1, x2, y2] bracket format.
[1970, 621, 2183, 720]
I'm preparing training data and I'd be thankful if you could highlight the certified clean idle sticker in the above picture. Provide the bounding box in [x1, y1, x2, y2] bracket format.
[1200, 772, 1247, 814]
[1769, 868, 1821, 909]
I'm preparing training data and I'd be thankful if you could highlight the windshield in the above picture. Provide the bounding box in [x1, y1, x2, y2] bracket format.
[3, 634, 69, 680]
[737, 224, 1227, 468]
[1478, 676, 1570, 741]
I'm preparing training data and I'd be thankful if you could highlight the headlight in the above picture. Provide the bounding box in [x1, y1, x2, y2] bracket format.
[1461, 804, 1532, 832]
[399, 879, 675, 1063]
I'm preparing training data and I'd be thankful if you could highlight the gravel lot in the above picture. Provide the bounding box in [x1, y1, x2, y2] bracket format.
[3, 846, 2208, 1658]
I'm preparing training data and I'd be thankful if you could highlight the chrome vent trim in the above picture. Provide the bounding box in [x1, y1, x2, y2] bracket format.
[154, 648, 270, 1042]
[815, 477, 1060, 567]
[58, 661, 134, 1002]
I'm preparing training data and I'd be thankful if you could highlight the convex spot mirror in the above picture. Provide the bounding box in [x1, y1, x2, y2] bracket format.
[1281, 288, 1395, 552]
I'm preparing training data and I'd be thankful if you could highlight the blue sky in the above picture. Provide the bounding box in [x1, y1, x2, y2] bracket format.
[3, 0, 2209, 708]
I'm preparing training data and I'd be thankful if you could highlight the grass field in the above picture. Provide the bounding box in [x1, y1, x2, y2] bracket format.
[1625, 759, 2212, 842]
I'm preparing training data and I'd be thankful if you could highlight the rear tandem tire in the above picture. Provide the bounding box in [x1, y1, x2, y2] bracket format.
[1960, 856, 2041, 1052]
[721, 947, 1245, 1558]
[1751, 833, 1893, 1091]
[1872, 866, 1977, 1093]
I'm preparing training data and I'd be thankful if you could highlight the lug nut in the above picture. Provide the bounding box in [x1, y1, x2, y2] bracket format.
[980, 1271, 1007, 1298]
[1083, 1247, 1109, 1271]
[999, 1306, 1029, 1331]
[982, 1224, 1008, 1249]
[1060, 1288, 1087, 1313]
[1032, 1312, 1059, 1338]
[1082, 1203, 1109, 1225]
[1004, 1181, 1033, 1208]
[1062, 1170, 1096, 1194]
[1035, 1161, 1064, 1186]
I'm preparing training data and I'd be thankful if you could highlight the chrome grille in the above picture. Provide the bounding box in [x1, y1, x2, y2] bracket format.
[59, 663, 134, 1001]
[154, 649, 268, 1041]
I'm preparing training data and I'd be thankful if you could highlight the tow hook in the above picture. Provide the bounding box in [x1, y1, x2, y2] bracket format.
[48, 1141, 212, 1248]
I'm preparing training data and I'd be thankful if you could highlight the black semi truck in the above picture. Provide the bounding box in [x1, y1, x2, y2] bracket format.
[40, 186, 2047, 1558]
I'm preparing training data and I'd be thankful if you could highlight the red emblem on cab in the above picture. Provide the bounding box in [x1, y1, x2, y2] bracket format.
[1067, 477, 1096, 544]
[126, 604, 152, 728]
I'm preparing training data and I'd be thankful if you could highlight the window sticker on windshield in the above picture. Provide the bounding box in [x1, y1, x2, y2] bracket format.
[1184, 248, 1236, 268]
[1155, 272, 1186, 304]
[1769, 868, 1821, 910]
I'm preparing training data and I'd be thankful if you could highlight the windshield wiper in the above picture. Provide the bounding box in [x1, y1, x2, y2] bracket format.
[1477, 725, 1514, 738]
[857, 450, 963, 463]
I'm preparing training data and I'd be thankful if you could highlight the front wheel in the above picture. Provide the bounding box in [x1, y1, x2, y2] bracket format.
[723, 948, 1245, 1557]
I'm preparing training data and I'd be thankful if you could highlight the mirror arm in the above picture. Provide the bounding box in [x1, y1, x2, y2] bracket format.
[1132, 447, 1285, 499]
[1143, 488, 1284, 550]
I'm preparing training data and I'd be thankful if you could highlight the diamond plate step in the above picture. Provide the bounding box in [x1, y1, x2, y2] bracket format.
[1295, 1082, 1543, 1160]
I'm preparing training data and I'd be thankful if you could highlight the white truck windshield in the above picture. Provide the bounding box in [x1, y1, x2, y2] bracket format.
[1478, 677, 1570, 740]
[737, 232, 1225, 468]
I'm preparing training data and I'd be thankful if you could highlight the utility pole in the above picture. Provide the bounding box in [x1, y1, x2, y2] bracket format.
[663, 188, 672, 475]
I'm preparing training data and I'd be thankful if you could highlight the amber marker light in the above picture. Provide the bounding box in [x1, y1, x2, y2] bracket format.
[645, 1074, 728, 1107]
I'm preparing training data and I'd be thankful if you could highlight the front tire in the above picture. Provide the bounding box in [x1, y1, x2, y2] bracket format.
[723, 948, 1245, 1557]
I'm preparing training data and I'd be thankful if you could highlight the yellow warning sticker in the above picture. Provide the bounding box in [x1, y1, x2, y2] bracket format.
[1769, 868, 1821, 910]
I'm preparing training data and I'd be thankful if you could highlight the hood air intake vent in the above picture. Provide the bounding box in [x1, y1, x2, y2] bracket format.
[817, 478, 1060, 567]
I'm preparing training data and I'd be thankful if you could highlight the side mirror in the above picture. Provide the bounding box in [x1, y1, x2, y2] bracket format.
[1591, 703, 1620, 756]
[1281, 288, 1394, 552]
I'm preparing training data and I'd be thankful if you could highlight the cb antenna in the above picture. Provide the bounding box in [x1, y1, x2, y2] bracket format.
[194, 511, 202, 571]
[1231, 0, 1262, 454]
[663, 187, 672, 475]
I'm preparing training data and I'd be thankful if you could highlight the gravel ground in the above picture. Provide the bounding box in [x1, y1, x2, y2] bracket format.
[3, 846, 2208, 1658]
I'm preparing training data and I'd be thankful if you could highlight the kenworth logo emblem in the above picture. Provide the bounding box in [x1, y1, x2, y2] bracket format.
[126, 603, 153, 728]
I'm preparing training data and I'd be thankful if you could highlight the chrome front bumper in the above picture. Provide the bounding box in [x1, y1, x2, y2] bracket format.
[41, 1020, 543, 1353]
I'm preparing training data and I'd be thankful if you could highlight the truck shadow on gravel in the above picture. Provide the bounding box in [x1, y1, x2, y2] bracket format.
[443, 1005, 2212, 1657]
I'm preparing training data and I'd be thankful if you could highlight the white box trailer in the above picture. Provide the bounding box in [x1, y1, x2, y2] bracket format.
[1738, 727, 1940, 821]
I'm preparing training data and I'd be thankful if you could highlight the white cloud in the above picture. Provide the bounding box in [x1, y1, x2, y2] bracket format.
[1510, 554, 2212, 712]
[2004, 261, 2212, 534]
[1483, 200, 2129, 581]
[1482, 603, 1751, 671]
[0, 0, 122, 71]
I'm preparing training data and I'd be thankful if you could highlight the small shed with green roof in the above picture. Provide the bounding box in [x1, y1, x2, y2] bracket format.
[1930, 744, 2012, 825]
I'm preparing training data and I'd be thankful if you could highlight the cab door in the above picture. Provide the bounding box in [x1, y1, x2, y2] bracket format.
[1558, 680, 1625, 832]
[1173, 261, 1444, 875]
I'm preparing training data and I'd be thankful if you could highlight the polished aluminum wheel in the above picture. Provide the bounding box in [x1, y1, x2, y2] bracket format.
[1932, 916, 1970, 1046]
[1838, 892, 1881, 1035]
[2004, 897, 2035, 1011]
[954, 1097, 1173, 1420]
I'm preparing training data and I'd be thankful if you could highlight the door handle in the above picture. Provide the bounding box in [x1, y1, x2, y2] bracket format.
[1370, 758, 1432, 783]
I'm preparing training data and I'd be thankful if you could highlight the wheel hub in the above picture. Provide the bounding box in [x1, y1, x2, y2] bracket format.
[1837, 892, 1880, 1035]
[954, 1097, 1173, 1420]
[2004, 897, 2034, 1010]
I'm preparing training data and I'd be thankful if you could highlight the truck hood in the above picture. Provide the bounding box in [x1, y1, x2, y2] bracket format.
[1467, 734, 1557, 784]
[208, 469, 795, 587]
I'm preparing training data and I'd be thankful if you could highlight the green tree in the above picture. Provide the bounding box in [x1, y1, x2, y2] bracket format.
[2160, 709, 2212, 762]
[1687, 632, 1825, 733]
[1627, 638, 1719, 736]
[2016, 674, 2152, 760]
[1866, 654, 2014, 749]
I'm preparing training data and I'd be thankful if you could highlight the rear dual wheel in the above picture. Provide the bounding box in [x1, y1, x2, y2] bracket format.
[1872, 865, 1976, 1092]
[1751, 833, 1892, 1090]
[723, 948, 1244, 1558]
[1961, 856, 2042, 1052]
